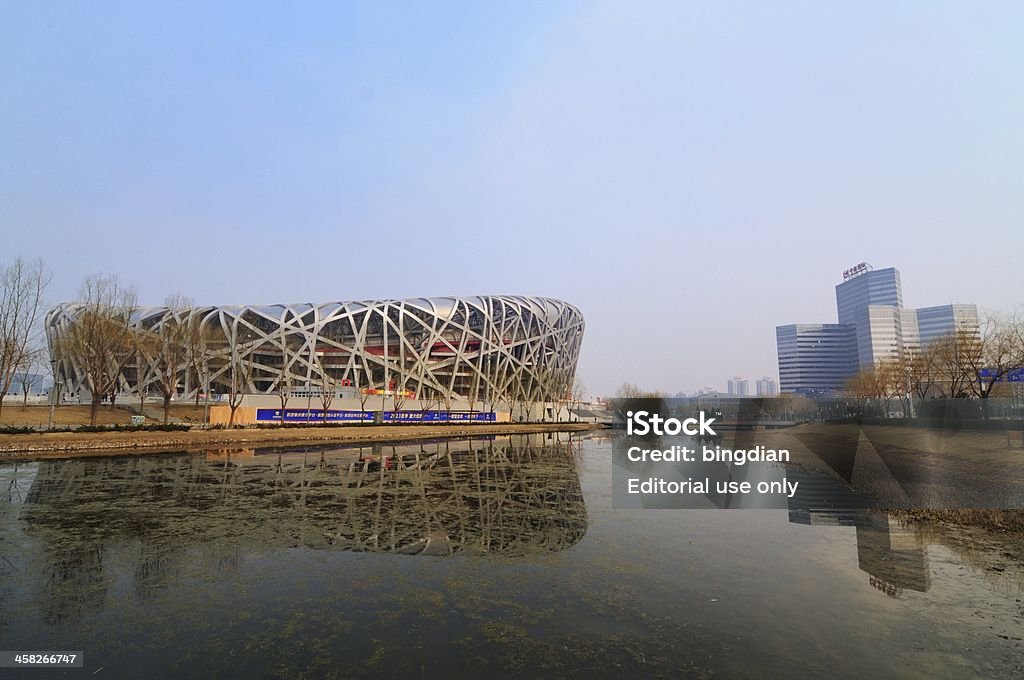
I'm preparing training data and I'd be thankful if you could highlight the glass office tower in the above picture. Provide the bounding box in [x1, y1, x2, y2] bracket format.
[776, 324, 858, 394]
[915, 304, 980, 346]
[835, 267, 903, 326]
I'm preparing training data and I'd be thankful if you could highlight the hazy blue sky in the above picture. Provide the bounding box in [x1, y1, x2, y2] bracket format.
[3, 2, 1022, 396]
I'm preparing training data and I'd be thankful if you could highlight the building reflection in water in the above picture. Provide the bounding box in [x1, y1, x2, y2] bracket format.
[785, 469, 929, 597]
[3, 433, 587, 624]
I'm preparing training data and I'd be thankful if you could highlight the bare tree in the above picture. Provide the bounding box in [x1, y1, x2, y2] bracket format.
[846, 359, 910, 418]
[391, 376, 408, 413]
[904, 346, 941, 401]
[875, 358, 905, 417]
[443, 388, 459, 421]
[316, 355, 336, 424]
[886, 358, 913, 417]
[613, 383, 665, 399]
[272, 322, 295, 425]
[418, 386, 441, 418]
[932, 328, 980, 399]
[129, 324, 160, 418]
[608, 383, 666, 424]
[536, 367, 564, 422]
[150, 294, 193, 424]
[354, 369, 372, 421]
[225, 348, 254, 428]
[614, 383, 644, 399]
[483, 368, 500, 417]
[273, 369, 292, 425]
[503, 384, 531, 423]
[570, 376, 586, 422]
[0, 257, 51, 416]
[846, 367, 880, 414]
[464, 374, 478, 417]
[16, 344, 47, 406]
[185, 312, 213, 408]
[970, 312, 1024, 405]
[53, 274, 138, 425]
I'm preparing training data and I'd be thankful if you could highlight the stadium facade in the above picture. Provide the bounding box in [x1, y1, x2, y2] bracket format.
[46, 295, 585, 413]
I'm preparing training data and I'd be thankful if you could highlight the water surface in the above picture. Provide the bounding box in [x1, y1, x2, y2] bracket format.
[1, 432, 1022, 678]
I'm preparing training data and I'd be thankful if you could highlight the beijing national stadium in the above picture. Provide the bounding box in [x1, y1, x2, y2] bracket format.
[46, 295, 585, 423]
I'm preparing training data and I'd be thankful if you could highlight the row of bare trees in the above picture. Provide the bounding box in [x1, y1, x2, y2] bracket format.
[846, 359, 914, 417]
[129, 293, 214, 425]
[48, 274, 220, 426]
[0, 257, 52, 416]
[0, 261, 166, 427]
[55, 274, 139, 425]
[847, 312, 1024, 417]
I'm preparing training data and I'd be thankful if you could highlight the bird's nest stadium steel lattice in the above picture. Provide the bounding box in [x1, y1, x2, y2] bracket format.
[47, 296, 584, 407]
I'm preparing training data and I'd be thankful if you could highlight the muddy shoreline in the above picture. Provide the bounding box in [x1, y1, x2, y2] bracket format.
[0, 422, 605, 460]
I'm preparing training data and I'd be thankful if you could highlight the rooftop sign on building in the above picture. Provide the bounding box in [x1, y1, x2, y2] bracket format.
[842, 262, 872, 281]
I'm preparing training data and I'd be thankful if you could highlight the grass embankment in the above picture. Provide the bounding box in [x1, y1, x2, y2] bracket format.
[0, 403, 208, 428]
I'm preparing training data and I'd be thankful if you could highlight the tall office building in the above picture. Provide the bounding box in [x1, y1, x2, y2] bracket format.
[836, 267, 905, 367]
[776, 264, 978, 394]
[727, 377, 749, 396]
[776, 324, 857, 393]
[915, 304, 979, 346]
[836, 267, 903, 326]
[900, 308, 921, 356]
[850, 305, 904, 367]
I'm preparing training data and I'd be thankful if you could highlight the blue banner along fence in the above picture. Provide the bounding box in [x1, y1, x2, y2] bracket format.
[255, 409, 498, 423]
[979, 367, 1024, 383]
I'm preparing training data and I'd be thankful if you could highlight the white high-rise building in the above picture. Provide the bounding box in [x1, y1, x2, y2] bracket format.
[756, 377, 778, 397]
[727, 377, 749, 396]
[900, 308, 921, 356]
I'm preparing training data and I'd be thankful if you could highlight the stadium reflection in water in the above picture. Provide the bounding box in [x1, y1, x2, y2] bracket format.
[0, 439, 961, 609]
[9, 432, 586, 573]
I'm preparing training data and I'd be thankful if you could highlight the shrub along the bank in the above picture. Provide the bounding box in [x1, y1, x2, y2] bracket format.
[0, 423, 192, 435]
[76, 423, 192, 433]
[0, 425, 36, 435]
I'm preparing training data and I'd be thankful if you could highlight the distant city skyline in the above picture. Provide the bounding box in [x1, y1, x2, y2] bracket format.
[4, 3, 1023, 396]
[680, 376, 778, 398]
